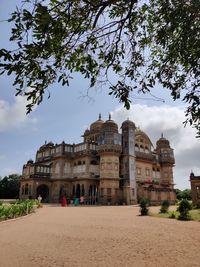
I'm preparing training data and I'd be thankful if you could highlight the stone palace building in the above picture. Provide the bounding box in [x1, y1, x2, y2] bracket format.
[190, 172, 200, 206]
[20, 114, 176, 205]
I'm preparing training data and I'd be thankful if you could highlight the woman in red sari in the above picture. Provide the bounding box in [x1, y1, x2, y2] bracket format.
[61, 195, 67, 207]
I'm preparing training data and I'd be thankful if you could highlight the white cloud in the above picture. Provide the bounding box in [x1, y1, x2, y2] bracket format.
[112, 104, 200, 189]
[0, 96, 37, 132]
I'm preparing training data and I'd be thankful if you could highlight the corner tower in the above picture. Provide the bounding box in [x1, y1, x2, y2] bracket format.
[156, 134, 175, 186]
[121, 119, 137, 205]
[97, 114, 122, 205]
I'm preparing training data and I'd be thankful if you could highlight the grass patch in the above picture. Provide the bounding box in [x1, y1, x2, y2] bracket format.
[150, 209, 200, 221]
[189, 209, 200, 221]
[150, 211, 178, 219]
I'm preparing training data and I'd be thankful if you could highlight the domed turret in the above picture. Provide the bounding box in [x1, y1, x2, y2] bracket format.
[121, 119, 136, 129]
[90, 113, 104, 132]
[101, 114, 118, 133]
[39, 141, 54, 151]
[156, 133, 175, 165]
[156, 134, 170, 149]
[84, 128, 90, 135]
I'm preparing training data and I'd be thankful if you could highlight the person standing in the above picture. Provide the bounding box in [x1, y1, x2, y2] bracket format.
[61, 195, 67, 207]
[38, 195, 42, 204]
[80, 196, 84, 206]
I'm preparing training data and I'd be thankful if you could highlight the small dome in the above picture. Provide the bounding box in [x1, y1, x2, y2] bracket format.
[90, 120, 104, 131]
[121, 119, 136, 129]
[39, 141, 54, 151]
[84, 129, 90, 135]
[156, 135, 170, 149]
[101, 114, 118, 133]
[190, 171, 195, 178]
[90, 114, 104, 132]
[47, 141, 54, 147]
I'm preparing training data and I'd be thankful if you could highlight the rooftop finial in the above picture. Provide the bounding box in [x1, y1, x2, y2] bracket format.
[99, 113, 101, 120]
[109, 113, 111, 120]
[161, 133, 164, 138]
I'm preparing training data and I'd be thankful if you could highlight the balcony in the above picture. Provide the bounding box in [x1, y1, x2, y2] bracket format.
[135, 151, 155, 162]
[160, 157, 175, 164]
[30, 172, 51, 179]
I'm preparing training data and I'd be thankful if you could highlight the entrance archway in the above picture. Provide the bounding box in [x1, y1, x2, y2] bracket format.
[36, 184, 49, 203]
[88, 184, 98, 205]
[76, 184, 81, 198]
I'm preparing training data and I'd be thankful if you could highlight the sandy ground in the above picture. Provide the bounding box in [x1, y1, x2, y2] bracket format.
[0, 205, 200, 267]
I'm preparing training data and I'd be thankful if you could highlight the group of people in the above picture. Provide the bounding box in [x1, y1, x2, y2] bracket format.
[61, 195, 85, 207]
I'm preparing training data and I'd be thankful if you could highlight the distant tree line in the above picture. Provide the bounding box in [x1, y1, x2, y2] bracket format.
[0, 174, 20, 199]
[175, 189, 192, 201]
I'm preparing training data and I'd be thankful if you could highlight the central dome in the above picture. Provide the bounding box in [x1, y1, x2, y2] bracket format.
[135, 128, 153, 147]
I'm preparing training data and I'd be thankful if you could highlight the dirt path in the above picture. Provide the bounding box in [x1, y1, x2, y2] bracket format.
[0, 205, 199, 267]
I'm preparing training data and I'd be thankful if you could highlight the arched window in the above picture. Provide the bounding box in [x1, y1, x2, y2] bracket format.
[22, 185, 25, 195]
[29, 185, 31, 195]
[81, 184, 85, 196]
[78, 161, 81, 165]
[90, 160, 97, 165]
[145, 146, 149, 153]
[72, 184, 75, 196]
[76, 184, 81, 198]
[135, 144, 139, 151]
[64, 162, 70, 174]
[25, 184, 29, 195]
[55, 162, 60, 174]
[140, 145, 144, 152]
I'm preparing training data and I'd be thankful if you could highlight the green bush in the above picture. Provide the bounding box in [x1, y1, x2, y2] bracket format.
[160, 200, 170, 214]
[0, 200, 37, 221]
[139, 198, 149, 216]
[177, 199, 192, 221]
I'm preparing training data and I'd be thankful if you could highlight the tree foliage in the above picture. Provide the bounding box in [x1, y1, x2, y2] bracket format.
[139, 198, 149, 216]
[175, 189, 192, 201]
[160, 200, 170, 213]
[177, 199, 192, 220]
[0, 174, 20, 199]
[0, 0, 200, 134]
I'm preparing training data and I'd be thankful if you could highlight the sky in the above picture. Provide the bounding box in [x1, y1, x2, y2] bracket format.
[0, 0, 199, 189]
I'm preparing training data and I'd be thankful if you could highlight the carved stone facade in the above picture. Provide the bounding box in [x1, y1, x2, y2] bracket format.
[190, 172, 200, 206]
[20, 114, 176, 205]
